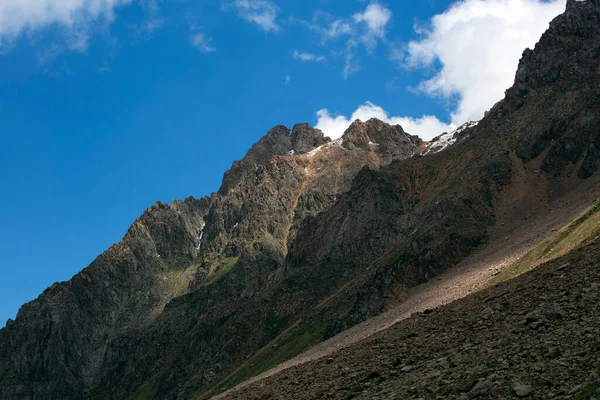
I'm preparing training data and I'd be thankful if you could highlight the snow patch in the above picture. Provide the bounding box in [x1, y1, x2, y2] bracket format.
[307, 138, 343, 158]
[453, 120, 479, 135]
[196, 230, 204, 251]
[424, 121, 479, 155]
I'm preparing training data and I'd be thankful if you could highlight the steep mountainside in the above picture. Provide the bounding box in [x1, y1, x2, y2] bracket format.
[0, 118, 420, 399]
[1, 0, 599, 399]
[221, 213, 600, 399]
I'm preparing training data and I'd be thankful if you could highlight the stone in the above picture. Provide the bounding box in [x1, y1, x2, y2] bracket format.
[513, 383, 533, 397]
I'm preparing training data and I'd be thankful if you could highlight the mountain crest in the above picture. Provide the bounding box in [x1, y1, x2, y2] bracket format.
[4, 2, 600, 400]
[566, 0, 597, 11]
[290, 123, 330, 154]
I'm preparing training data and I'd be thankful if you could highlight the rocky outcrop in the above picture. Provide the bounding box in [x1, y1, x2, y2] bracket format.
[219, 124, 330, 195]
[502, 0, 600, 179]
[291, 123, 330, 154]
[0, 197, 209, 399]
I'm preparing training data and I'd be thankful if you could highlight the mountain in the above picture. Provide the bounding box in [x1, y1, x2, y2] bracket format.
[0, 119, 421, 399]
[1, 0, 600, 399]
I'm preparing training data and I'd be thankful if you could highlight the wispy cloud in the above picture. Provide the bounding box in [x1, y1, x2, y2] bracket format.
[300, 2, 392, 78]
[225, 0, 280, 32]
[307, 16, 352, 41]
[292, 50, 325, 62]
[343, 40, 359, 79]
[191, 33, 216, 53]
[136, 0, 163, 37]
[98, 61, 112, 73]
[0, 0, 132, 52]
[284, 75, 291, 84]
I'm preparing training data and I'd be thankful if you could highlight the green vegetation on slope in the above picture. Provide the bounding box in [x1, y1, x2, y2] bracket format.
[489, 200, 600, 286]
[130, 381, 159, 400]
[203, 257, 239, 286]
[213, 321, 327, 395]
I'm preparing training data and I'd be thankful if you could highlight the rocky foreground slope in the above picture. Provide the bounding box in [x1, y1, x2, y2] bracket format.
[1, 0, 600, 399]
[221, 216, 600, 400]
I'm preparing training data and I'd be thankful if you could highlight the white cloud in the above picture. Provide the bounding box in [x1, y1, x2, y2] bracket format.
[292, 50, 325, 62]
[312, 2, 391, 44]
[353, 2, 391, 49]
[403, 0, 564, 125]
[135, 0, 163, 37]
[191, 33, 216, 52]
[324, 19, 353, 40]
[303, 12, 352, 41]
[284, 75, 291, 84]
[0, 0, 132, 51]
[305, 2, 392, 77]
[314, 0, 566, 142]
[315, 102, 454, 141]
[343, 40, 359, 79]
[227, 0, 280, 32]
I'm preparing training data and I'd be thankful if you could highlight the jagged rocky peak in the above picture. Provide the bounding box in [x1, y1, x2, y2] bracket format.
[221, 118, 421, 195]
[341, 118, 422, 161]
[220, 123, 329, 194]
[503, 0, 599, 113]
[290, 123, 331, 154]
[239, 122, 329, 161]
[566, 0, 597, 10]
[342, 118, 420, 146]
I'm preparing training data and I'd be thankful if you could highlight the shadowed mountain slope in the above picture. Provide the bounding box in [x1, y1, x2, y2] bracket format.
[1, 1, 599, 399]
[221, 205, 600, 399]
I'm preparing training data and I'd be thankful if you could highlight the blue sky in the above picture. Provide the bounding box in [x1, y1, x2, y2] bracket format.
[0, 0, 565, 325]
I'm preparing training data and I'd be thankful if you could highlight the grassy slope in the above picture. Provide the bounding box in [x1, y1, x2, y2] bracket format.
[488, 200, 600, 287]
[203, 257, 240, 286]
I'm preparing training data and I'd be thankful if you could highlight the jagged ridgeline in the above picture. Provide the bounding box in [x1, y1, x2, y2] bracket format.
[1, 0, 600, 399]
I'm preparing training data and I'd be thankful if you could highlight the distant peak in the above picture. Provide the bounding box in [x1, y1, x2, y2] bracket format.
[266, 125, 291, 137]
[566, 0, 597, 11]
[291, 123, 330, 154]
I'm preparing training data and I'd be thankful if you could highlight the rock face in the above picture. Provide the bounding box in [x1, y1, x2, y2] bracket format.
[1, 1, 600, 399]
[0, 197, 210, 399]
[219, 124, 330, 194]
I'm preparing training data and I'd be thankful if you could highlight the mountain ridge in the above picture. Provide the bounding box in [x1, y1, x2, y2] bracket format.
[2, 1, 600, 399]
[0, 114, 423, 400]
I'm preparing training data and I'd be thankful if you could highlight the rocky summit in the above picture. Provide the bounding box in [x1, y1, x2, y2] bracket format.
[2, 1, 600, 399]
